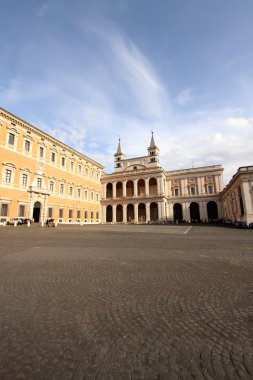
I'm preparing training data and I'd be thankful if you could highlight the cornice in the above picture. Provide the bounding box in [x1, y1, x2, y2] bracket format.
[0, 107, 104, 169]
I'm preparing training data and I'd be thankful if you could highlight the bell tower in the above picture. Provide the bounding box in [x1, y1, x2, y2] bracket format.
[147, 132, 159, 164]
[114, 139, 125, 171]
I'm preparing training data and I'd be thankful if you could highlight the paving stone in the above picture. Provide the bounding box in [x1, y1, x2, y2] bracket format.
[0, 225, 252, 379]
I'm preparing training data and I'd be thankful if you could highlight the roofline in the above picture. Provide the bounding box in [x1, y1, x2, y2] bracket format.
[166, 164, 223, 176]
[0, 107, 104, 169]
[221, 165, 253, 194]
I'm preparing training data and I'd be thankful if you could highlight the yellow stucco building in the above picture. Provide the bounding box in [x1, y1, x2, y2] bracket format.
[0, 108, 103, 224]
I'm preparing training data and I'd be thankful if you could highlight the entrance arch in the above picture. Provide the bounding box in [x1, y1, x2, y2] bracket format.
[207, 201, 218, 221]
[149, 178, 158, 195]
[116, 182, 123, 198]
[138, 203, 146, 223]
[190, 202, 200, 222]
[127, 204, 134, 223]
[33, 201, 42, 222]
[173, 203, 183, 222]
[137, 179, 145, 196]
[106, 183, 113, 198]
[106, 205, 113, 222]
[126, 180, 134, 197]
[116, 205, 123, 222]
[150, 202, 158, 221]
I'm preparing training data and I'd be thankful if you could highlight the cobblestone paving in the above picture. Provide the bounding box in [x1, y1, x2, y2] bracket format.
[0, 225, 252, 380]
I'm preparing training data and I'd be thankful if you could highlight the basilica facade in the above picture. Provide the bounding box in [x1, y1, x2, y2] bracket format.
[100, 135, 224, 224]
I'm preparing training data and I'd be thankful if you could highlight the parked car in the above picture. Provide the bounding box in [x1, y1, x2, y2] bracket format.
[235, 221, 248, 229]
[7, 218, 24, 225]
[248, 223, 253, 229]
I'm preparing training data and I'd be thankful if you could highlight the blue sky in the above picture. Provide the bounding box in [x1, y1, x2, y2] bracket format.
[1, 0, 253, 183]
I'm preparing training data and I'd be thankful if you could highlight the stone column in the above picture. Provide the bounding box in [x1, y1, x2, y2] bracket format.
[215, 175, 220, 193]
[112, 204, 116, 223]
[123, 181, 127, 197]
[134, 180, 138, 197]
[201, 177, 206, 194]
[157, 177, 161, 196]
[102, 205, 107, 223]
[167, 202, 173, 220]
[123, 204, 127, 224]
[146, 202, 150, 223]
[134, 203, 138, 224]
[197, 177, 202, 195]
[113, 183, 116, 198]
[200, 201, 208, 222]
[183, 202, 190, 222]
[145, 179, 150, 197]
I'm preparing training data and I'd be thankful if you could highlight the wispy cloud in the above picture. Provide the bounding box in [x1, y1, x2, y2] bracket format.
[175, 88, 195, 106]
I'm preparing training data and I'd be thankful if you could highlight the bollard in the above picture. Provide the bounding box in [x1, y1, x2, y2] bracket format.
[3, 221, 6, 227]
[54, 222, 57, 227]
[27, 221, 30, 227]
[41, 221, 44, 227]
[14, 220, 17, 227]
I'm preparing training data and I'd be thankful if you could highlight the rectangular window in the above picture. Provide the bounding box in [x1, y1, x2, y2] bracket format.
[90, 211, 94, 220]
[24, 140, 30, 152]
[70, 161, 74, 171]
[84, 210, 88, 219]
[96, 173, 99, 182]
[96, 193, 99, 202]
[49, 181, 54, 192]
[85, 168, 88, 177]
[77, 188, 81, 198]
[48, 208, 53, 218]
[37, 178, 42, 188]
[4, 169, 12, 183]
[96, 212, 99, 220]
[61, 157, 65, 167]
[208, 185, 213, 194]
[77, 210, 81, 219]
[78, 165, 82, 175]
[22, 173, 28, 186]
[19, 205, 25, 217]
[8, 133, 15, 146]
[91, 171, 94, 180]
[68, 209, 73, 219]
[91, 191, 94, 201]
[59, 208, 64, 218]
[60, 183, 64, 194]
[69, 186, 73, 196]
[39, 146, 44, 158]
[51, 152, 56, 163]
[190, 186, 195, 195]
[85, 190, 88, 200]
[174, 188, 179, 196]
[1, 204, 8, 216]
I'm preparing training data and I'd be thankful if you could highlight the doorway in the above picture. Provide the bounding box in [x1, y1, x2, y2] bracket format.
[33, 201, 41, 222]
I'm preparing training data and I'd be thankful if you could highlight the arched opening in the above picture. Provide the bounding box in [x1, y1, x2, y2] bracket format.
[106, 205, 113, 222]
[149, 178, 158, 195]
[127, 204, 134, 223]
[116, 204, 123, 223]
[238, 186, 244, 216]
[190, 202, 200, 222]
[137, 179, 145, 196]
[173, 203, 183, 222]
[106, 183, 113, 198]
[116, 182, 123, 198]
[150, 202, 158, 221]
[33, 201, 41, 223]
[138, 203, 146, 223]
[126, 180, 134, 197]
[207, 201, 218, 221]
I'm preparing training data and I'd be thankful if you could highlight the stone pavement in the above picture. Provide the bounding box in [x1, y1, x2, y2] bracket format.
[0, 224, 252, 379]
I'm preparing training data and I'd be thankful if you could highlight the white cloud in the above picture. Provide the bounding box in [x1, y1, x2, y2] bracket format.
[225, 117, 253, 128]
